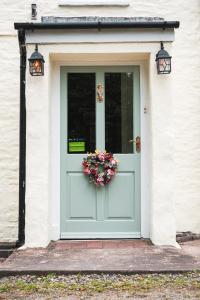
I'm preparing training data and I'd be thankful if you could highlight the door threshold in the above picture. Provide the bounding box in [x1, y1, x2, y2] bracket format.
[50, 239, 151, 250]
[60, 233, 141, 239]
[60, 238, 141, 240]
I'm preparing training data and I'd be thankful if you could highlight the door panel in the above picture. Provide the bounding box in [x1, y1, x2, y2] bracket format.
[66, 173, 97, 219]
[104, 173, 135, 220]
[60, 66, 140, 239]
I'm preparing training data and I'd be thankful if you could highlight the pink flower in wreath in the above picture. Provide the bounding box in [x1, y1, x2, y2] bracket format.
[82, 161, 88, 167]
[95, 177, 104, 187]
[83, 167, 90, 174]
[98, 152, 105, 162]
[107, 169, 115, 176]
[97, 175, 103, 181]
[97, 176, 103, 182]
[91, 168, 97, 175]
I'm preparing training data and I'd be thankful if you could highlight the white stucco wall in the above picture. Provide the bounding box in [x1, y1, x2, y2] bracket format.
[0, 0, 199, 244]
[0, 38, 19, 242]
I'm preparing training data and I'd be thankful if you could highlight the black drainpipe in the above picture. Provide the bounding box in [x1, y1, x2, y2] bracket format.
[16, 29, 26, 247]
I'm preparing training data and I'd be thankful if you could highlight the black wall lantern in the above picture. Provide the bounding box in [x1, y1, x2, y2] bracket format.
[156, 42, 172, 74]
[28, 44, 45, 76]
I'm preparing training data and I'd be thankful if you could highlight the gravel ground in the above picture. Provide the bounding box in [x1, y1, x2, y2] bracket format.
[0, 273, 200, 299]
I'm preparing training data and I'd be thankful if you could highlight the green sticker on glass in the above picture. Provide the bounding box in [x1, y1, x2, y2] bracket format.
[68, 140, 85, 153]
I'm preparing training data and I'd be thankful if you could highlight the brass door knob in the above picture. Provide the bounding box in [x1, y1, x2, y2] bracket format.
[128, 136, 141, 153]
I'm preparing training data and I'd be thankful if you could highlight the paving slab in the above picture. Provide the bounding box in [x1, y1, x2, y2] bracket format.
[0, 240, 199, 276]
[180, 240, 200, 258]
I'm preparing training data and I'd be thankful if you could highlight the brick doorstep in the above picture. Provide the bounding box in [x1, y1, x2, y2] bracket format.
[52, 239, 150, 250]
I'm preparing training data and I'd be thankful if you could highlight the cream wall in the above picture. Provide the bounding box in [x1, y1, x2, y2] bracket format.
[0, 0, 199, 243]
[0, 38, 19, 242]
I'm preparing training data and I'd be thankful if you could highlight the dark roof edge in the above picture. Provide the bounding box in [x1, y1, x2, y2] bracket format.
[14, 21, 180, 30]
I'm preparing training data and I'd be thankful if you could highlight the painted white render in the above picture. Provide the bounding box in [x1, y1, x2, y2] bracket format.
[58, 0, 130, 6]
[0, 0, 199, 245]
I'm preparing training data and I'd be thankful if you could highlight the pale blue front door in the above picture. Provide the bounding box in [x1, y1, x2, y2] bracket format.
[60, 66, 141, 238]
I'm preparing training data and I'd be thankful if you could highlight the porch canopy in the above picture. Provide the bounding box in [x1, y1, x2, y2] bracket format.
[15, 16, 179, 30]
[14, 17, 179, 44]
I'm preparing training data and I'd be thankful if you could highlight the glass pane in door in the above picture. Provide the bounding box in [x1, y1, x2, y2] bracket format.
[67, 73, 96, 153]
[105, 72, 133, 154]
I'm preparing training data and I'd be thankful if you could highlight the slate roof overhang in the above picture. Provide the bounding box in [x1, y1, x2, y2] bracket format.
[14, 17, 180, 30]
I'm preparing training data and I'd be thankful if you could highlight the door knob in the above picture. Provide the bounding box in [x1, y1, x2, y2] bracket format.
[128, 136, 141, 153]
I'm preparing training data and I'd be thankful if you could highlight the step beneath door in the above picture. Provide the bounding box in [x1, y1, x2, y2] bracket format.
[49, 239, 151, 250]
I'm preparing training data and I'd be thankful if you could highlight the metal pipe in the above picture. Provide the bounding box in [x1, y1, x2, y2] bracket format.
[16, 29, 26, 247]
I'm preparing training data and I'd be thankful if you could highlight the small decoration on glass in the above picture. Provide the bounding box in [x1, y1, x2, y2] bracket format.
[97, 83, 104, 102]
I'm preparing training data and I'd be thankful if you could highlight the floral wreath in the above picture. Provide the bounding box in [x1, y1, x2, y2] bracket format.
[82, 150, 119, 187]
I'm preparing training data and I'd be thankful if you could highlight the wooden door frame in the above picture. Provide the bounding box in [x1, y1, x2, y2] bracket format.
[49, 60, 150, 241]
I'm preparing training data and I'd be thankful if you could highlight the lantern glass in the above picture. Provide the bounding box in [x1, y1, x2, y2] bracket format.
[29, 59, 44, 76]
[157, 57, 171, 74]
